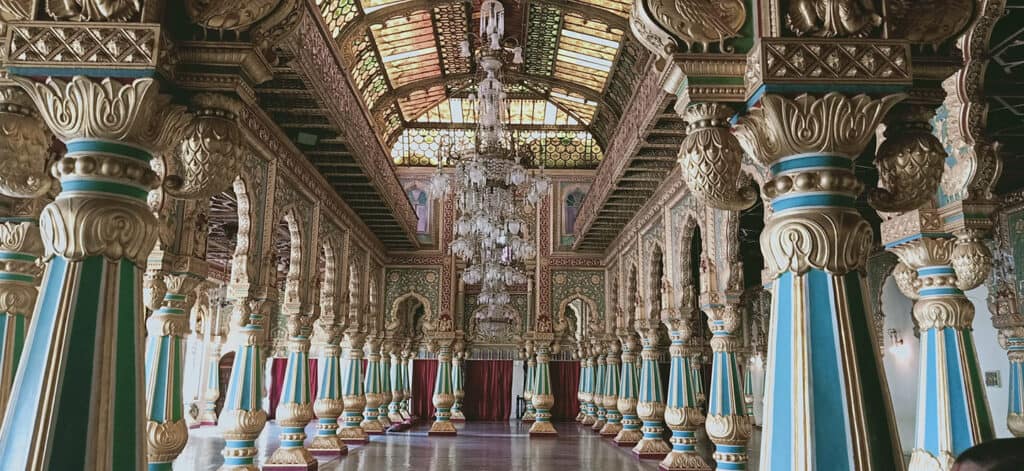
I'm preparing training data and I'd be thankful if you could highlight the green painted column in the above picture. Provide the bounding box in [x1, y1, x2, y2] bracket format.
[378, 342, 393, 428]
[522, 344, 537, 422]
[451, 350, 466, 421]
[388, 349, 405, 423]
[218, 297, 271, 471]
[361, 337, 385, 434]
[339, 331, 368, 444]
[265, 321, 317, 470]
[429, 342, 457, 436]
[599, 341, 622, 437]
[528, 344, 557, 436]
[0, 76, 189, 470]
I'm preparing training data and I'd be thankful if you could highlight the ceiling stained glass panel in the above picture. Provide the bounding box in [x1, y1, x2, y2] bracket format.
[553, 14, 622, 93]
[582, 0, 632, 16]
[392, 127, 602, 169]
[371, 10, 442, 89]
[415, 98, 579, 126]
[318, 0, 360, 39]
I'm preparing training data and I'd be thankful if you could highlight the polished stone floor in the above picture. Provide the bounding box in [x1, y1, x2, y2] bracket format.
[176, 421, 762, 470]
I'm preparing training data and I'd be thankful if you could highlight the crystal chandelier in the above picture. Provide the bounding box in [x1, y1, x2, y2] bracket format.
[429, 0, 550, 315]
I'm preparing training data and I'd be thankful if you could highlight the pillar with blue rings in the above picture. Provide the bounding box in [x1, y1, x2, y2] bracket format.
[338, 333, 368, 444]
[265, 333, 317, 470]
[614, 333, 643, 446]
[0, 215, 41, 429]
[310, 342, 347, 457]
[705, 310, 751, 470]
[592, 352, 608, 431]
[632, 328, 670, 459]
[1007, 335, 1024, 437]
[600, 346, 623, 436]
[660, 332, 710, 470]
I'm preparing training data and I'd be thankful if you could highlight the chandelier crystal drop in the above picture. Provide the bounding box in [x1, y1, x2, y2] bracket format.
[430, 0, 549, 320]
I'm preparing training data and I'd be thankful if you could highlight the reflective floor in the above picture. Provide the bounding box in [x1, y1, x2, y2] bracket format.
[176, 421, 763, 470]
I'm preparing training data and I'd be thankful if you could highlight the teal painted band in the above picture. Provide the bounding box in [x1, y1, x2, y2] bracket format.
[920, 287, 963, 297]
[772, 193, 856, 212]
[66, 139, 152, 162]
[60, 179, 149, 200]
[0, 272, 34, 283]
[7, 66, 156, 79]
[770, 154, 852, 174]
[163, 294, 187, 301]
[0, 217, 37, 224]
[884, 232, 952, 249]
[0, 251, 38, 262]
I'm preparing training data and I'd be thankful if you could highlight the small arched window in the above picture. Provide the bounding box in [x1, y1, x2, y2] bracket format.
[408, 186, 430, 234]
[564, 189, 586, 235]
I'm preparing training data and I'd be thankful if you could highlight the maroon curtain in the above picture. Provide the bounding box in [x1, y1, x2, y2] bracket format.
[268, 358, 318, 420]
[462, 360, 513, 421]
[412, 359, 438, 419]
[548, 361, 580, 421]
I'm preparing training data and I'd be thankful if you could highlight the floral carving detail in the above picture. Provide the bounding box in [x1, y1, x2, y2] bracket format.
[786, 0, 881, 38]
[164, 94, 245, 201]
[0, 86, 52, 199]
[46, 0, 140, 22]
[644, 0, 745, 52]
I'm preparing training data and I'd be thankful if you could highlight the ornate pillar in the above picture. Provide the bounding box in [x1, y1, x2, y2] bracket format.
[886, 212, 995, 470]
[199, 334, 224, 426]
[1006, 329, 1024, 437]
[734, 92, 905, 470]
[705, 303, 752, 470]
[528, 342, 557, 436]
[660, 316, 709, 470]
[360, 336, 385, 434]
[218, 296, 271, 471]
[429, 339, 457, 436]
[388, 347, 405, 423]
[743, 358, 755, 418]
[599, 339, 622, 437]
[0, 76, 189, 470]
[265, 317, 317, 470]
[338, 330, 368, 444]
[579, 351, 595, 425]
[690, 350, 706, 412]
[402, 348, 414, 420]
[451, 346, 466, 422]
[378, 342, 393, 428]
[146, 267, 204, 470]
[0, 199, 44, 424]
[310, 328, 347, 457]
[632, 319, 670, 459]
[522, 342, 537, 422]
[575, 344, 587, 422]
[614, 329, 642, 446]
[591, 348, 608, 432]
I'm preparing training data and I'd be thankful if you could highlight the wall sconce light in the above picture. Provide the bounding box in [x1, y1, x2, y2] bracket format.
[888, 328, 904, 347]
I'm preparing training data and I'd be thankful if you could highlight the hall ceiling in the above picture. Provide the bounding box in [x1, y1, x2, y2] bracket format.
[317, 0, 642, 169]
[989, 4, 1024, 193]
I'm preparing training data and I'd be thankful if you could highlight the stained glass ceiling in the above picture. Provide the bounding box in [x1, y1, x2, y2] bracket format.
[317, 0, 645, 169]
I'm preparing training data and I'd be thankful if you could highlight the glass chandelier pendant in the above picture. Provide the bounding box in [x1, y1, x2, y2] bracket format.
[430, 0, 550, 325]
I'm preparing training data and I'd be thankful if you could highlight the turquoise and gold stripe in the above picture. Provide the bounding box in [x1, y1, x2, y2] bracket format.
[664, 336, 702, 460]
[433, 349, 454, 423]
[450, 357, 463, 419]
[743, 363, 754, 417]
[582, 358, 596, 424]
[219, 323, 266, 468]
[315, 347, 342, 440]
[144, 292, 189, 471]
[636, 341, 666, 444]
[523, 357, 537, 420]
[389, 354, 404, 420]
[617, 347, 641, 438]
[340, 345, 365, 434]
[362, 349, 383, 430]
[0, 256, 147, 470]
[1008, 337, 1024, 437]
[593, 353, 607, 429]
[274, 336, 312, 452]
[0, 311, 28, 427]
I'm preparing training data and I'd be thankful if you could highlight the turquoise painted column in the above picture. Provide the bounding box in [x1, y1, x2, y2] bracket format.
[388, 350, 405, 422]
[633, 322, 670, 459]
[145, 271, 202, 471]
[575, 346, 587, 422]
[310, 340, 347, 457]
[378, 343, 393, 428]
[691, 351, 707, 411]
[339, 331, 367, 444]
[1007, 332, 1024, 437]
[743, 361, 755, 418]
[217, 297, 271, 471]
[599, 342, 622, 437]
[888, 233, 995, 470]
[705, 304, 751, 470]
[660, 324, 710, 470]
[361, 337, 385, 434]
[401, 350, 413, 420]
[429, 342, 457, 435]
[451, 350, 466, 421]
[528, 344, 557, 436]
[265, 327, 317, 470]
[199, 339, 223, 426]
[614, 332, 642, 446]
[522, 348, 537, 422]
[580, 355, 595, 425]
[591, 351, 607, 432]
[0, 76, 189, 470]
[735, 92, 905, 470]
[0, 211, 43, 426]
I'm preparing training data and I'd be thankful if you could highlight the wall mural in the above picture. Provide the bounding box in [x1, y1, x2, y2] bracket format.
[384, 267, 441, 325]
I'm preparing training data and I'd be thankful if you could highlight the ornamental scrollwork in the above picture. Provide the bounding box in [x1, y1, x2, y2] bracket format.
[786, 0, 882, 38]
[46, 0, 141, 22]
[642, 0, 746, 53]
[185, 0, 279, 32]
[869, 105, 946, 214]
[761, 210, 874, 276]
[40, 193, 159, 264]
[0, 86, 52, 199]
[950, 230, 993, 291]
[678, 103, 756, 211]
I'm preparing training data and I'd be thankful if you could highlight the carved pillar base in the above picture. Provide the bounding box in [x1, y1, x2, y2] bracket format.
[614, 413, 643, 446]
[218, 318, 268, 471]
[429, 347, 457, 436]
[266, 336, 316, 470]
[633, 332, 669, 459]
[339, 334, 367, 444]
[529, 347, 558, 437]
[660, 334, 707, 469]
[310, 344, 346, 457]
[615, 334, 642, 446]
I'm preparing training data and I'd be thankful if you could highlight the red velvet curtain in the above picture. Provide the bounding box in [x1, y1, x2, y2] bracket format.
[412, 359, 438, 419]
[268, 358, 318, 420]
[548, 361, 580, 421]
[462, 360, 513, 421]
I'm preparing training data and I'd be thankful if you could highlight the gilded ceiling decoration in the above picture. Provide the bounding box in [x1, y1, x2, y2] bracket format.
[316, 0, 639, 169]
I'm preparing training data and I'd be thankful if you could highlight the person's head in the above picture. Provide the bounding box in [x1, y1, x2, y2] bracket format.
[952, 438, 1024, 471]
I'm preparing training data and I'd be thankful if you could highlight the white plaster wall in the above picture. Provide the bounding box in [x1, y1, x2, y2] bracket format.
[511, 360, 525, 419]
[881, 279, 1013, 456]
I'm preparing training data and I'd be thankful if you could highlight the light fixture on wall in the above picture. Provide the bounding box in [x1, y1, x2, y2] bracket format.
[887, 328, 908, 358]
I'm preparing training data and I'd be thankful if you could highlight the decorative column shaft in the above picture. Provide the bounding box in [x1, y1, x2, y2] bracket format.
[705, 305, 752, 470]
[0, 76, 189, 470]
[451, 351, 466, 421]
[528, 344, 557, 436]
[591, 351, 607, 432]
[888, 233, 995, 470]
[378, 345, 392, 428]
[338, 332, 367, 444]
[633, 324, 670, 459]
[401, 351, 413, 420]
[360, 338, 384, 434]
[614, 333, 642, 446]
[580, 355, 595, 425]
[735, 92, 905, 470]
[388, 350, 405, 423]
[660, 324, 709, 470]
[743, 361, 755, 418]
[599, 343, 622, 436]
[265, 332, 317, 470]
[523, 351, 537, 422]
[1007, 331, 1024, 437]
[310, 342, 347, 457]
[219, 299, 269, 471]
[429, 344, 457, 436]
[575, 348, 587, 422]
[0, 208, 43, 424]
[146, 272, 202, 471]
[199, 337, 223, 426]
